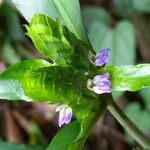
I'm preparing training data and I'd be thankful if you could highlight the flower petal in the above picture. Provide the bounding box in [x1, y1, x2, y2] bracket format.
[95, 48, 110, 66]
[56, 105, 72, 127]
[63, 107, 72, 124]
[93, 86, 111, 94]
[93, 73, 110, 84]
[89, 73, 111, 94]
[58, 106, 66, 127]
[95, 56, 108, 66]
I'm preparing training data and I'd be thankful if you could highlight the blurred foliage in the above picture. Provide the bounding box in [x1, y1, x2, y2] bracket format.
[113, 0, 150, 17]
[125, 103, 150, 143]
[0, 2, 33, 67]
[0, 3, 24, 42]
[140, 88, 150, 110]
[0, 140, 46, 150]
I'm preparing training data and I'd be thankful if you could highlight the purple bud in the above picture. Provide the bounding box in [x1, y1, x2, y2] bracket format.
[56, 104, 72, 127]
[87, 73, 111, 94]
[95, 48, 110, 66]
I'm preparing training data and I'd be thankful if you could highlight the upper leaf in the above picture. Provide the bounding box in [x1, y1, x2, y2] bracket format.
[100, 64, 150, 91]
[9, 0, 89, 44]
[26, 14, 73, 67]
[26, 14, 90, 69]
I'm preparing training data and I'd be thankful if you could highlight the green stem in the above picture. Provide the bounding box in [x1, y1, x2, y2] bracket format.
[70, 95, 110, 150]
[108, 100, 150, 149]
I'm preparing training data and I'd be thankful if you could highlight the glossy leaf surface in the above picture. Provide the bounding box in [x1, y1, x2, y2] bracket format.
[0, 60, 95, 120]
[100, 64, 150, 91]
[0, 59, 85, 102]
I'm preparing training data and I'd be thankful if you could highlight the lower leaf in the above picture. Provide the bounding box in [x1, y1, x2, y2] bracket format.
[47, 121, 81, 150]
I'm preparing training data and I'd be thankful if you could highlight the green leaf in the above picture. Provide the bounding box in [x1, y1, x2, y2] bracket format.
[48, 96, 108, 150]
[0, 59, 96, 120]
[0, 59, 51, 101]
[0, 140, 46, 150]
[26, 14, 90, 69]
[9, 0, 88, 44]
[26, 14, 73, 67]
[47, 121, 80, 150]
[0, 60, 83, 102]
[100, 64, 150, 91]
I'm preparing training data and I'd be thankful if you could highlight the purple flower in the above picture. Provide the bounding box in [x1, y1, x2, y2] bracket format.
[56, 104, 72, 127]
[87, 73, 111, 94]
[95, 48, 110, 66]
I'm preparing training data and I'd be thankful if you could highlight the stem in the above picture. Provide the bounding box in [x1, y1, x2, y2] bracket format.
[108, 100, 150, 149]
[70, 95, 110, 150]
